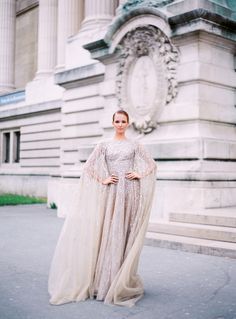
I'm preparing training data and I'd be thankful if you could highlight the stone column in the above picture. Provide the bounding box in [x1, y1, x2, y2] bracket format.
[82, 0, 117, 30]
[56, 0, 83, 70]
[35, 0, 58, 79]
[0, 0, 16, 94]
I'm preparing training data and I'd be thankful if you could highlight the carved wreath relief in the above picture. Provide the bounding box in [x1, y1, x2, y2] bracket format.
[117, 26, 179, 134]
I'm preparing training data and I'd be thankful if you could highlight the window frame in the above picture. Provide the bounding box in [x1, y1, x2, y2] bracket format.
[0, 129, 21, 167]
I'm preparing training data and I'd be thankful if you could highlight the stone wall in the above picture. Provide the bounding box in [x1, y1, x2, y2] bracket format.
[0, 99, 61, 196]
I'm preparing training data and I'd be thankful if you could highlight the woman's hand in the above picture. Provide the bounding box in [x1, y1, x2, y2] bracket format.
[102, 174, 119, 185]
[125, 171, 141, 180]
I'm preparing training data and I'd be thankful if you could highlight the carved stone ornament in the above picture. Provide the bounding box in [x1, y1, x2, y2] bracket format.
[121, 0, 175, 14]
[116, 26, 179, 134]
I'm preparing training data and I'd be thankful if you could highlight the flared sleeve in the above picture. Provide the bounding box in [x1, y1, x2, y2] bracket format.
[83, 143, 107, 184]
[48, 142, 109, 305]
[104, 142, 157, 307]
[134, 143, 157, 178]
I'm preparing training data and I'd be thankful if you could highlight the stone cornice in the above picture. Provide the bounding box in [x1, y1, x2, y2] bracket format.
[0, 100, 61, 121]
[84, 6, 236, 61]
[169, 8, 236, 28]
[54, 63, 105, 89]
[169, 8, 236, 40]
[83, 40, 110, 61]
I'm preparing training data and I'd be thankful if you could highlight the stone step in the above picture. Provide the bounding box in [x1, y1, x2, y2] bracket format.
[170, 208, 236, 228]
[148, 221, 236, 243]
[145, 232, 236, 259]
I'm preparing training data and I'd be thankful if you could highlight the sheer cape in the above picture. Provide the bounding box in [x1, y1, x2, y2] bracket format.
[48, 140, 156, 307]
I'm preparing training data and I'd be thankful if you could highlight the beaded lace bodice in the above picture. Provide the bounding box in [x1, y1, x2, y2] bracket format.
[105, 140, 135, 177]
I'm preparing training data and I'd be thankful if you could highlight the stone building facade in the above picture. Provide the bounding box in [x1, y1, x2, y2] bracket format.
[0, 1, 236, 237]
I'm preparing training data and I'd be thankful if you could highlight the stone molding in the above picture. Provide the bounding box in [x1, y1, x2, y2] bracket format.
[169, 8, 236, 27]
[0, 90, 25, 106]
[16, 0, 38, 15]
[81, 0, 117, 31]
[0, 100, 61, 121]
[119, 0, 175, 14]
[169, 8, 236, 40]
[117, 26, 179, 134]
[54, 63, 105, 89]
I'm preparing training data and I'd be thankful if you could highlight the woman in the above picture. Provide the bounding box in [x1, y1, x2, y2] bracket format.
[48, 110, 156, 307]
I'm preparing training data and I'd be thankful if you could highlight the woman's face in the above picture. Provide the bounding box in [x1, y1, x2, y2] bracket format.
[112, 113, 129, 134]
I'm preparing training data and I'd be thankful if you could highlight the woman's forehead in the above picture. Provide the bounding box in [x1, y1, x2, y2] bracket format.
[113, 113, 128, 121]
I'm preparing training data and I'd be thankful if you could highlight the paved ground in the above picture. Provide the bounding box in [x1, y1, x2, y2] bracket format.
[0, 204, 236, 319]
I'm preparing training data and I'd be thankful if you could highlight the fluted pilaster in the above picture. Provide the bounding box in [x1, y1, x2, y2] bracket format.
[82, 0, 117, 30]
[0, 0, 16, 94]
[56, 0, 83, 70]
[35, 0, 58, 79]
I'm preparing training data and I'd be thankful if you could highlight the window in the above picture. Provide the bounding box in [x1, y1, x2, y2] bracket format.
[1, 129, 21, 165]
[13, 131, 21, 163]
[3, 132, 10, 163]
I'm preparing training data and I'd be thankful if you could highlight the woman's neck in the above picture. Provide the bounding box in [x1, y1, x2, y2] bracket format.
[113, 134, 127, 141]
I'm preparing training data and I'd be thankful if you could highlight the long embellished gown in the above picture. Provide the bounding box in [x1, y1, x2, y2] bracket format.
[48, 139, 156, 307]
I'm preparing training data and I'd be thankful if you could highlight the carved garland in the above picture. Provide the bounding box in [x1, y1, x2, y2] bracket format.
[116, 26, 179, 134]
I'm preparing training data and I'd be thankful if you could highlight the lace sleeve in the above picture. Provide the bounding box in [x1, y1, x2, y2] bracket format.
[83, 143, 106, 184]
[135, 143, 157, 178]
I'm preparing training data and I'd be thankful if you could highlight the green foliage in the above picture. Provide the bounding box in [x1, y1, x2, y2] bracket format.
[50, 202, 57, 209]
[0, 193, 47, 206]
